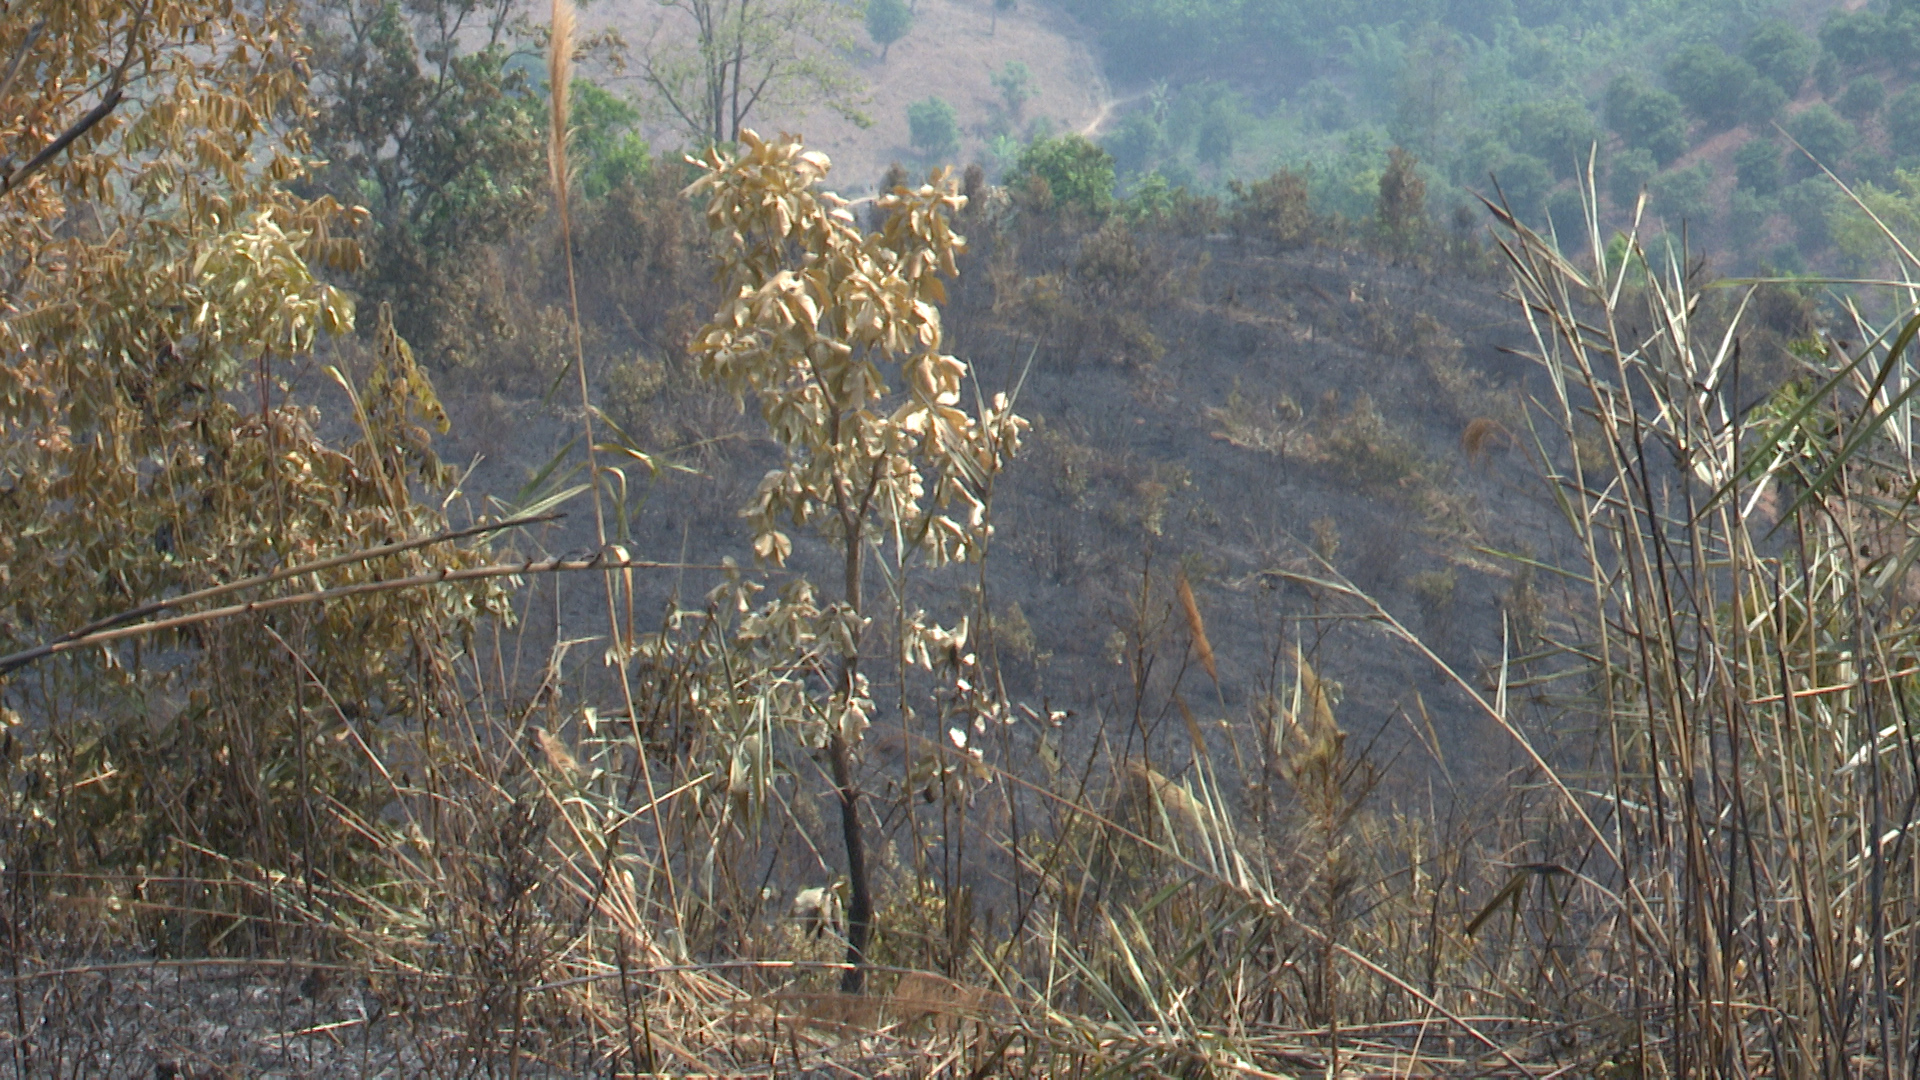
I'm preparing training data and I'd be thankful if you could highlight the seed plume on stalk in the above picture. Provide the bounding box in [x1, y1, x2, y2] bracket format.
[548, 0, 575, 205]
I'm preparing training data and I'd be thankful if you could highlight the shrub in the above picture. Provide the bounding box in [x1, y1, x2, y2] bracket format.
[907, 96, 960, 161]
[1741, 75, 1788, 128]
[1727, 189, 1773, 252]
[569, 80, 652, 200]
[1009, 134, 1116, 217]
[1819, 9, 1886, 67]
[1838, 75, 1886, 122]
[1546, 188, 1586, 242]
[1890, 87, 1920, 160]
[1605, 75, 1689, 164]
[1376, 147, 1428, 257]
[1650, 163, 1713, 228]
[1744, 19, 1817, 93]
[1784, 104, 1857, 173]
[1195, 89, 1245, 168]
[1735, 138, 1784, 195]
[1781, 177, 1839, 249]
[1665, 45, 1758, 131]
[992, 60, 1035, 118]
[1609, 147, 1658, 211]
[1106, 110, 1166, 176]
[1504, 96, 1602, 180]
[1487, 152, 1552, 223]
[1228, 167, 1315, 245]
[1318, 392, 1427, 494]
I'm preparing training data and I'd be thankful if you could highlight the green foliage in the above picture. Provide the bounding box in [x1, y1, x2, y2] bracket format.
[569, 79, 652, 200]
[1388, 26, 1467, 165]
[907, 96, 960, 161]
[1010, 134, 1117, 217]
[1120, 172, 1216, 231]
[1504, 97, 1600, 181]
[1546, 188, 1586, 242]
[1195, 88, 1247, 169]
[1828, 169, 1920, 270]
[1665, 44, 1758, 132]
[1609, 147, 1658, 211]
[1106, 110, 1166, 176]
[1743, 19, 1816, 94]
[867, 0, 913, 58]
[1780, 178, 1839, 249]
[1727, 188, 1775, 252]
[1838, 75, 1886, 123]
[1784, 104, 1857, 173]
[1650, 162, 1713, 228]
[1489, 152, 1553, 223]
[1820, 10, 1885, 67]
[1890, 87, 1920, 161]
[308, 0, 545, 366]
[1605, 74, 1688, 165]
[1735, 137, 1783, 196]
[992, 60, 1035, 119]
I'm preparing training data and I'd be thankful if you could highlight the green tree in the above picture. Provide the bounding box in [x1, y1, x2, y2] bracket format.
[1504, 97, 1601, 181]
[1829, 170, 1920, 270]
[1665, 45, 1758, 132]
[1820, 10, 1886, 67]
[638, 0, 868, 147]
[569, 79, 653, 200]
[1488, 152, 1553, 223]
[1744, 19, 1816, 94]
[1106, 110, 1165, 176]
[1195, 90, 1245, 168]
[1839, 76, 1886, 122]
[1546, 188, 1587, 244]
[1735, 138, 1783, 196]
[1010, 134, 1117, 216]
[1785, 104, 1857, 173]
[1727, 188, 1776, 252]
[868, 0, 913, 60]
[1389, 26, 1466, 166]
[1610, 147, 1658, 211]
[307, 0, 546, 364]
[686, 132, 1026, 992]
[1650, 162, 1714, 227]
[908, 96, 960, 160]
[1781, 177, 1839, 249]
[992, 60, 1035, 119]
[1742, 77, 1789, 129]
[1606, 75, 1689, 165]
[1890, 86, 1920, 161]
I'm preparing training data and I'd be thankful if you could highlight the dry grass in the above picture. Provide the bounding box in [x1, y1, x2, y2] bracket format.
[14, 165, 1920, 1079]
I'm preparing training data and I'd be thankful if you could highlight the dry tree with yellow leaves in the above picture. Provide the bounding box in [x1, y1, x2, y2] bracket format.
[683, 132, 1026, 991]
[0, 0, 497, 899]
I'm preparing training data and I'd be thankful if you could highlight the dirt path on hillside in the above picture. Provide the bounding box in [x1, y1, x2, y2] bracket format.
[1079, 89, 1152, 139]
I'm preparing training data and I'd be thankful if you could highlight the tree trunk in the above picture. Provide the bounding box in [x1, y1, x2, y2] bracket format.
[829, 730, 872, 993]
[834, 519, 873, 993]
